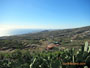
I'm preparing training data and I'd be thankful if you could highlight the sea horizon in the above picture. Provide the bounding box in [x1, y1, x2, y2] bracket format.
[0, 29, 46, 37]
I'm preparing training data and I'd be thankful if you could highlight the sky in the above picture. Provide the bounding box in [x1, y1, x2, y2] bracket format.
[0, 0, 90, 36]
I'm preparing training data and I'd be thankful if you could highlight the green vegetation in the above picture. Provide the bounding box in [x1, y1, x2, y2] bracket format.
[0, 26, 90, 68]
[0, 42, 90, 68]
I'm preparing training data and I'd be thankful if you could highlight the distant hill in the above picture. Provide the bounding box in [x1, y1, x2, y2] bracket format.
[0, 26, 90, 52]
[2, 26, 90, 40]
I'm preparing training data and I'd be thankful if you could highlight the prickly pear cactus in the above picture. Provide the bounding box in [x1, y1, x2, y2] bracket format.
[88, 46, 90, 53]
[84, 41, 88, 52]
[30, 58, 36, 68]
[72, 48, 75, 63]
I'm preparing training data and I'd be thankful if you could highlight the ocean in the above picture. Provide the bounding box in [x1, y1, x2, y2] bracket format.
[0, 29, 44, 37]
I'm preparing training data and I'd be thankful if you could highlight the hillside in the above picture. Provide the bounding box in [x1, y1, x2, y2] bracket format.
[0, 26, 90, 52]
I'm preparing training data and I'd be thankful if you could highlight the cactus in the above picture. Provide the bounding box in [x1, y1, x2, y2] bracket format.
[30, 58, 36, 68]
[71, 48, 75, 63]
[88, 46, 90, 53]
[72, 48, 75, 63]
[84, 41, 88, 52]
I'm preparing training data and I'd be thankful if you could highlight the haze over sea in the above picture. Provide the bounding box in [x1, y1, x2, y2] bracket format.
[0, 29, 44, 37]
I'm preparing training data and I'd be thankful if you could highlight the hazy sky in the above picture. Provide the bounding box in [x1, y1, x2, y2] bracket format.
[0, 0, 90, 36]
